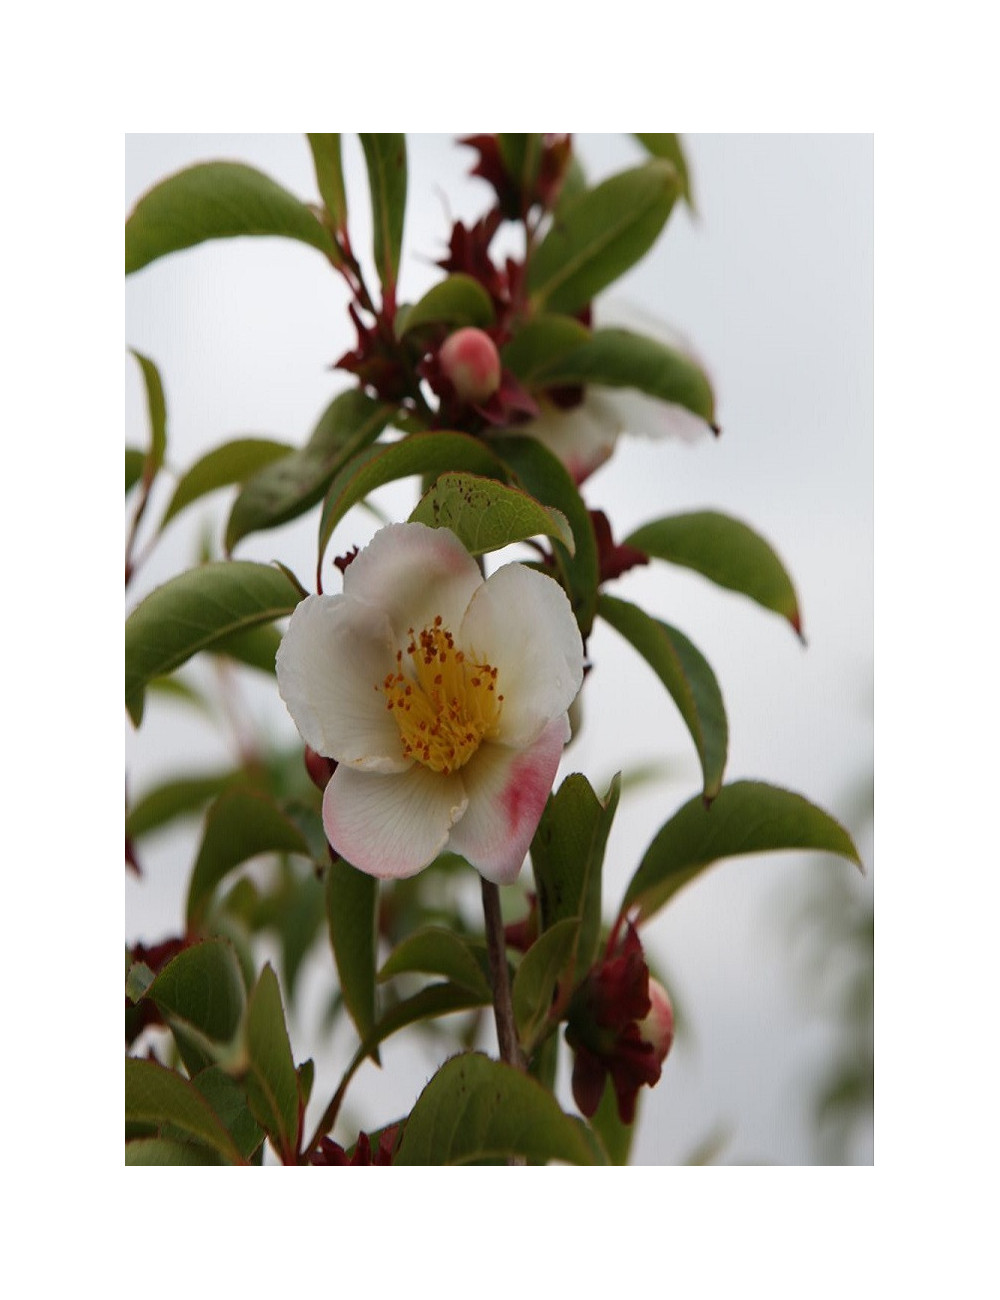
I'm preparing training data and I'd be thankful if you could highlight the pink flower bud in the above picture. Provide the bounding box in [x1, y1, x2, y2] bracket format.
[438, 327, 501, 404]
[638, 977, 674, 1065]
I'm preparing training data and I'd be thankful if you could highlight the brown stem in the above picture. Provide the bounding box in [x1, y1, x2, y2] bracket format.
[481, 877, 525, 1072]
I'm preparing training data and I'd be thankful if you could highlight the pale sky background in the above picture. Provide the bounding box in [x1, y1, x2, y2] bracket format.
[125, 133, 874, 1165]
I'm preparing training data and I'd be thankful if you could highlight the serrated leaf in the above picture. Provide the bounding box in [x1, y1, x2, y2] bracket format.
[634, 134, 694, 209]
[379, 926, 492, 999]
[186, 789, 312, 931]
[129, 349, 167, 472]
[226, 390, 392, 553]
[243, 964, 300, 1163]
[306, 133, 348, 233]
[597, 594, 728, 800]
[326, 857, 379, 1043]
[512, 917, 579, 1053]
[125, 161, 337, 275]
[527, 161, 679, 314]
[410, 471, 574, 556]
[625, 511, 804, 638]
[622, 780, 863, 923]
[530, 773, 620, 974]
[317, 431, 509, 573]
[500, 314, 591, 385]
[126, 447, 145, 494]
[125, 1058, 245, 1164]
[161, 437, 292, 530]
[529, 327, 715, 424]
[394, 1053, 604, 1165]
[399, 274, 495, 335]
[125, 560, 302, 725]
[489, 435, 599, 637]
[359, 134, 407, 293]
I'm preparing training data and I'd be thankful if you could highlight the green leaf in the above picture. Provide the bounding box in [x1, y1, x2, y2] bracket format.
[306, 133, 348, 232]
[186, 789, 312, 931]
[512, 917, 579, 1053]
[125, 161, 337, 275]
[210, 622, 283, 676]
[531, 773, 620, 973]
[125, 560, 302, 725]
[192, 1066, 264, 1161]
[243, 964, 300, 1163]
[634, 134, 694, 209]
[597, 594, 728, 800]
[129, 349, 167, 471]
[529, 327, 716, 424]
[317, 431, 509, 572]
[125, 1058, 245, 1164]
[126, 769, 250, 839]
[621, 780, 863, 923]
[379, 926, 492, 1000]
[125, 1137, 224, 1165]
[326, 857, 379, 1043]
[625, 511, 804, 638]
[359, 134, 407, 293]
[489, 435, 599, 637]
[226, 390, 392, 554]
[497, 133, 543, 204]
[161, 437, 292, 531]
[139, 940, 246, 1059]
[394, 1052, 604, 1165]
[399, 274, 495, 335]
[500, 314, 591, 385]
[409, 471, 575, 556]
[126, 447, 145, 494]
[588, 1074, 635, 1165]
[527, 161, 679, 314]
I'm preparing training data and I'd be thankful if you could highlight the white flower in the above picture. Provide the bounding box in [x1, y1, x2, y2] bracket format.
[276, 522, 584, 884]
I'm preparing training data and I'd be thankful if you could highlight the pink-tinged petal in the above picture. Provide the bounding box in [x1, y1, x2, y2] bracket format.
[446, 715, 570, 884]
[276, 593, 408, 772]
[460, 564, 583, 749]
[514, 395, 620, 485]
[343, 521, 483, 642]
[323, 763, 468, 880]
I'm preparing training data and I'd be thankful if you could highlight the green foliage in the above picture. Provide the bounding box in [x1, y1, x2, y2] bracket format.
[243, 965, 300, 1163]
[306, 133, 348, 237]
[125, 1058, 246, 1164]
[227, 391, 393, 553]
[394, 1053, 605, 1165]
[399, 274, 495, 335]
[162, 437, 292, 531]
[325, 857, 379, 1042]
[410, 471, 574, 555]
[125, 161, 337, 275]
[359, 134, 407, 293]
[527, 161, 679, 313]
[379, 926, 492, 1000]
[125, 561, 303, 725]
[597, 594, 728, 800]
[133, 940, 246, 1072]
[621, 780, 862, 923]
[626, 511, 804, 637]
[634, 133, 695, 208]
[512, 918, 579, 1054]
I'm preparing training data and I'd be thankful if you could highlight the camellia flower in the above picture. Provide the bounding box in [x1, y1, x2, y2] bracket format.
[276, 522, 584, 883]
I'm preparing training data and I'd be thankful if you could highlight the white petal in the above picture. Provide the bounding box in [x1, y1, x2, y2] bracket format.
[323, 763, 469, 880]
[343, 521, 483, 642]
[598, 387, 713, 445]
[459, 563, 584, 748]
[514, 396, 621, 485]
[447, 716, 570, 884]
[276, 593, 409, 772]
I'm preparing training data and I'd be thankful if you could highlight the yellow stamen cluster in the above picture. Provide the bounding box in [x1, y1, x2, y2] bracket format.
[379, 615, 503, 774]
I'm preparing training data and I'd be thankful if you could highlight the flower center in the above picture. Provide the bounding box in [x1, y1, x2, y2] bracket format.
[379, 616, 503, 775]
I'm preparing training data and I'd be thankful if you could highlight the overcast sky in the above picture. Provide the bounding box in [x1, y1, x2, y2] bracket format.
[125, 134, 873, 1164]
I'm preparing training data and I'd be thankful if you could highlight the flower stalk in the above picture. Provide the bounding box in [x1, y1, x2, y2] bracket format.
[480, 877, 525, 1072]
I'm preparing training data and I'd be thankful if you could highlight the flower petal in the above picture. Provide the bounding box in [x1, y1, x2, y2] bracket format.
[446, 715, 570, 884]
[515, 395, 621, 485]
[460, 564, 584, 749]
[600, 387, 713, 445]
[343, 521, 483, 643]
[323, 763, 469, 880]
[276, 593, 408, 772]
